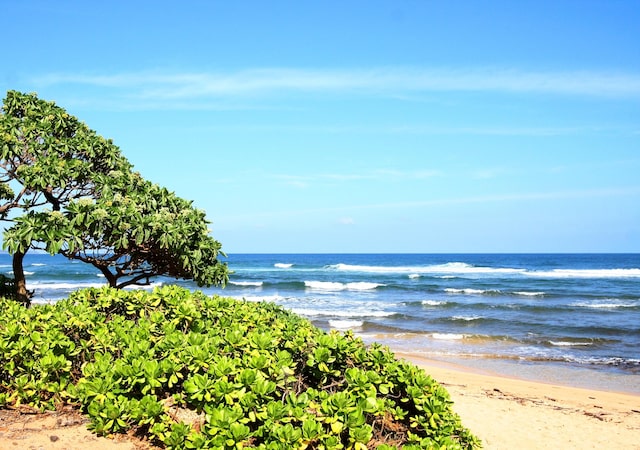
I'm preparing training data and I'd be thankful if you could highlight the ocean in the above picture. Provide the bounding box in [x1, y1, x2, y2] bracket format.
[5, 252, 640, 394]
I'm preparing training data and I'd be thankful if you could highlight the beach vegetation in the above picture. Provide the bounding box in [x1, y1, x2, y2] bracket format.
[0, 91, 227, 304]
[0, 286, 480, 449]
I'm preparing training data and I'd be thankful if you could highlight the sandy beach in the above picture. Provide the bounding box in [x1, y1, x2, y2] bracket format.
[399, 352, 640, 450]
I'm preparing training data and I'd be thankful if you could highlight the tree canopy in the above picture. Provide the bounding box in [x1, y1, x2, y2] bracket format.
[0, 90, 228, 304]
[0, 91, 131, 218]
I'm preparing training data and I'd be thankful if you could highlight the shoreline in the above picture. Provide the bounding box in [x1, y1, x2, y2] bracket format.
[395, 351, 640, 449]
[394, 349, 640, 395]
[363, 331, 640, 395]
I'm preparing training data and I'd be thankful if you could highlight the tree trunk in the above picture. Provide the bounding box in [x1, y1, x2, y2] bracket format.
[98, 265, 118, 288]
[12, 250, 31, 307]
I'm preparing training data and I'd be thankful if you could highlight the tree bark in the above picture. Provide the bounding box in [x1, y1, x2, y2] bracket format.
[97, 265, 118, 288]
[12, 250, 30, 307]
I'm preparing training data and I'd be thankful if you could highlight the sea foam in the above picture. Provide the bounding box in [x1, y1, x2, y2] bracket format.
[431, 333, 465, 340]
[548, 341, 593, 347]
[290, 308, 394, 318]
[445, 288, 498, 295]
[571, 300, 638, 309]
[125, 282, 163, 291]
[28, 282, 106, 290]
[304, 281, 383, 291]
[230, 281, 264, 287]
[7, 271, 34, 276]
[236, 295, 286, 303]
[422, 300, 447, 306]
[527, 268, 640, 278]
[329, 320, 364, 329]
[451, 315, 483, 322]
[331, 262, 524, 275]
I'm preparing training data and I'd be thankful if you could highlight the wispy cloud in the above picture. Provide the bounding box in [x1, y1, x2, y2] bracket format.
[181, 122, 612, 137]
[220, 186, 640, 221]
[32, 67, 640, 104]
[271, 169, 441, 188]
[338, 217, 355, 225]
[387, 186, 640, 208]
[472, 167, 511, 180]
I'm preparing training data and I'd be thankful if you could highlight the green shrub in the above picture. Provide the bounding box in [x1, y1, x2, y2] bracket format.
[0, 286, 481, 449]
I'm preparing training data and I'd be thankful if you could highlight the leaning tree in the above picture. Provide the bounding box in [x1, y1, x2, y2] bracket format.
[0, 91, 132, 303]
[4, 169, 229, 290]
[0, 91, 227, 305]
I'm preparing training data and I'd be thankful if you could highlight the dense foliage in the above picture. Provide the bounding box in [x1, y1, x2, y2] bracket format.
[4, 170, 228, 289]
[0, 91, 130, 217]
[0, 286, 480, 449]
[0, 91, 227, 302]
[0, 90, 130, 302]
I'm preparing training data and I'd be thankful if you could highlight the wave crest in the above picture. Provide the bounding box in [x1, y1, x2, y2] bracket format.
[304, 281, 383, 291]
[230, 281, 264, 287]
[329, 320, 364, 329]
[291, 308, 394, 318]
[571, 300, 638, 309]
[528, 268, 640, 278]
[330, 262, 524, 275]
[431, 333, 465, 340]
[445, 288, 500, 295]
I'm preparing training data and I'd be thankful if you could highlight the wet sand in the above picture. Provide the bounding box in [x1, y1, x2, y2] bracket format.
[398, 352, 640, 449]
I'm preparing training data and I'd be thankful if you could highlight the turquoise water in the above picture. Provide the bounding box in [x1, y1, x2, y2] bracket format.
[6, 252, 640, 392]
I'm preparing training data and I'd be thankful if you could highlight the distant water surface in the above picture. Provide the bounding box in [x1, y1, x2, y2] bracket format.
[6, 253, 639, 393]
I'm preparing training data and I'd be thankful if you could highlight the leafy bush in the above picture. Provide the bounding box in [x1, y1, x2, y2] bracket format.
[0, 286, 480, 449]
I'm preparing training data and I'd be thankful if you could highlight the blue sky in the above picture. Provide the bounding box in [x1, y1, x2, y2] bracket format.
[2, 1, 639, 253]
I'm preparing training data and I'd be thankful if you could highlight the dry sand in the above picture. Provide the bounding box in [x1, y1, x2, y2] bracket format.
[0, 405, 158, 449]
[1, 357, 638, 449]
[399, 353, 640, 449]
